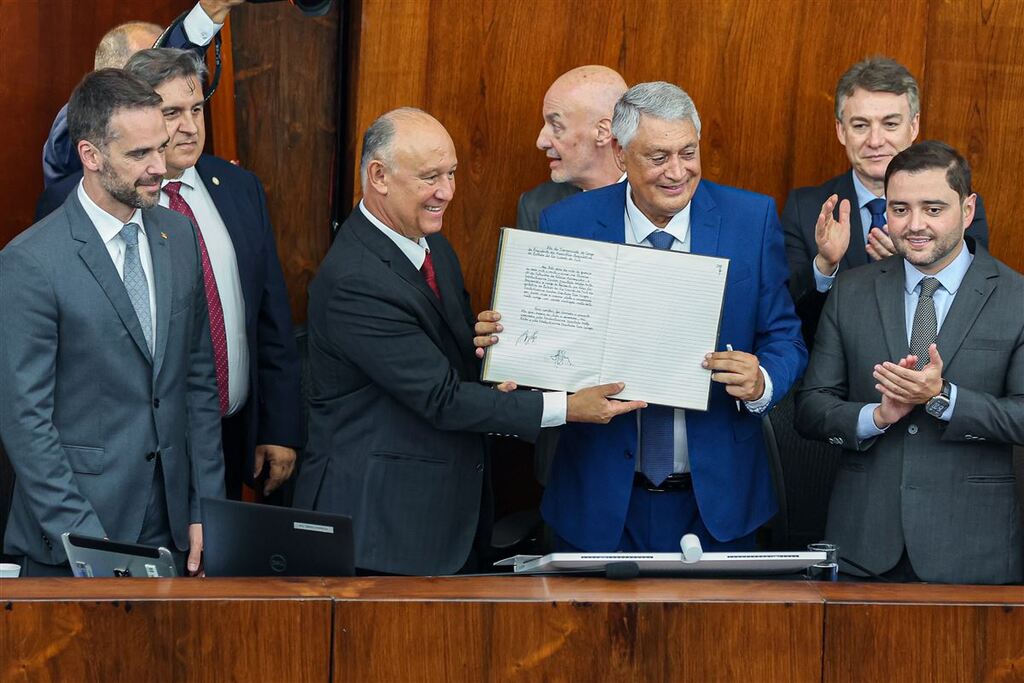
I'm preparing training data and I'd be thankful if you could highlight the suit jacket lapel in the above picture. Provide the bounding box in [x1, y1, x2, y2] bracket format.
[67, 194, 153, 363]
[144, 208, 172, 376]
[936, 247, 998, 371]
[588, 181, 629, 244]
[689, 182, 721, 256]
[874, 259, 909, 361]
[838, 171, 869, 269]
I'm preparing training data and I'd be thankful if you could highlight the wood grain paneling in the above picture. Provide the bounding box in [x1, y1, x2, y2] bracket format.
[229, 3, 339, 323]
[333, 600, 823, 683]
[824, 603, 1024, 683]
[3, 598, 332, 683]
[0, 0, 191, 246]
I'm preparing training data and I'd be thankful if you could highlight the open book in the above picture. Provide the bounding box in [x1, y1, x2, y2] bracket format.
[481, 228, 729, 410]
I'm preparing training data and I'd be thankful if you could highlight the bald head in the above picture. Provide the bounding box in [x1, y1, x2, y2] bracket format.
[536, 66, 627, 190]
[361, 107, 458, 241]
[94, 22, 163, 70]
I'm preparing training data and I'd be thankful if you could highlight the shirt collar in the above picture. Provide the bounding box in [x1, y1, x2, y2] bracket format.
[161, 165, 199, 192]
[358, 200, 430, 270]
[77, 179, 144, 244]
[624, 181, 691, 246]
[850, 169, 883, 210]
[903, 240, 974, 295]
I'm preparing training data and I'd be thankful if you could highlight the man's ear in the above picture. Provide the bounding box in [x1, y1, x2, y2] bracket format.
[366, 159, 388, 196]
[612, 138, 626, 170]
[78, 140, 103, 172]
[595, 117, 613, 147]
[961, 192, 977, 228]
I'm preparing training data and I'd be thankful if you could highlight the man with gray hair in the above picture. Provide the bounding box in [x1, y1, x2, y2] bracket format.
[43, 0, 245, 188]
[476, 82, 807, 553]
[294, 108, 645, 575]
[781, 56, 989, 348]
[517, 65, 628, 229]
[37, 48, 303, 503]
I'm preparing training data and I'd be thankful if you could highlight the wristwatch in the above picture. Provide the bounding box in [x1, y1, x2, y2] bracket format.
[925, 379, 952, 418]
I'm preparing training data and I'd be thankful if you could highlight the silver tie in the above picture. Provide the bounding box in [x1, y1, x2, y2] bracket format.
[119, 222, 153, 354]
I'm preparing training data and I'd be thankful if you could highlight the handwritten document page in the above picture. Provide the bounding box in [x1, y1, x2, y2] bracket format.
[601, 246, 729, 410]
[483, 229, 617, 391]
[483, 228, 729, 410]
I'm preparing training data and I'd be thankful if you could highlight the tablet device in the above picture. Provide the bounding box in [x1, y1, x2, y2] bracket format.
[62, 532, 177, 577]
[201, 497, 355, 577]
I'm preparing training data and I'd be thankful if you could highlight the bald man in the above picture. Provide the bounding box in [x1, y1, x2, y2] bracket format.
[517, 66, 628, 229]
[295, 108, 643, 574]
[42, 1, 244, 187]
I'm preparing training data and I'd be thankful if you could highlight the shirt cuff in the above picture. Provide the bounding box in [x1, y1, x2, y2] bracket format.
[856, 403, 888, 441]
[184, 2, 224, 46]
[812, 257, 838, 293]
[939, 384, 957, 422]
[744, 367, 774, 414]
[541, 391, 567, 427]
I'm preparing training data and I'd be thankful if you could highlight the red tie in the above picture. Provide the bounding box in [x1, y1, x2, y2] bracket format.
[421, 250, 441, 300]
[163, 181, 230, 416]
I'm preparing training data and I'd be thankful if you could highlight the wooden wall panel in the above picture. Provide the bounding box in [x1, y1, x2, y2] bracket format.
[230, 3, 339, 323]
[922, 0, 1024, 272]
[0, 0, 191, 247]
[348, 0, 1024, 316]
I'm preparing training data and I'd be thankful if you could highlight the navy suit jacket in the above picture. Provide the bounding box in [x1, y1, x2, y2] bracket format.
[538, 180, 807, 548]
[36, 156, 303, 482]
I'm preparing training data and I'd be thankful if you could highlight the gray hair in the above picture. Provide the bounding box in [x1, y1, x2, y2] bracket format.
[93, 21, 162, 70]
[359, 107, 428, 186]
[835, 56, 920, 121]
[124, 48, 208, 90]
[611, 82, 702, 149]
[67, 68, 163, 148]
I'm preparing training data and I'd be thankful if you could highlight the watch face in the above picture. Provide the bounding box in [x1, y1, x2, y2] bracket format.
[926, 396, 949, 418]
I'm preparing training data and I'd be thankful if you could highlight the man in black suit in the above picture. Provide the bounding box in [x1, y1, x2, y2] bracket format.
[294, 108, 644, 575]
[37, 49, 303, 500]
[782, 57, 989, 347]
[517, 66, 628, 229]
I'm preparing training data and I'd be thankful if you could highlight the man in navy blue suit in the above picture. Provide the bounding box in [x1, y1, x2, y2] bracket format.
[37, 48, 302, 499]
[477, 82, 807, 552]
[43, 1, 244, 188]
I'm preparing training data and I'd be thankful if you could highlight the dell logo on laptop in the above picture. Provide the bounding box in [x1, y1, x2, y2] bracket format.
[269, 553, 288, 573]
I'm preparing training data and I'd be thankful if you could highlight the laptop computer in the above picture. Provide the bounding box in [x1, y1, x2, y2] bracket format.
[62, 532, 177, 577]
[200, 497, 355, 577]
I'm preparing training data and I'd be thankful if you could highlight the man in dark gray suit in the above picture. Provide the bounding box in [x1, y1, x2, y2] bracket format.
[796, 141, 1023, 584]
[782, 57, 989, 348]
[294, 108, 644, 576]
[517, 65, 627, 229]
[0, 70, 224, 576]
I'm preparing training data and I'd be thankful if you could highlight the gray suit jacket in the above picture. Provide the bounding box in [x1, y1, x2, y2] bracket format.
[0, 191, 225, 564]
[293, 208, 544, 575]
[516, 181, 581, 230]
[795, 241, 1024, 584]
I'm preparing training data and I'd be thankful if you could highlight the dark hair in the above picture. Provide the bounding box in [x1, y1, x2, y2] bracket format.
[124, 47, 208, 90]
[884, 140, 972, 201]
[67, 68, 163, 148]
[835, 56, 920, 120]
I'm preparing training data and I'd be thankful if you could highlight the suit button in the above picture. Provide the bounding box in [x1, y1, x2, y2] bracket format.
[908, 424, 919, 435]
[153, 398, 160, 409]
[146, 451, 159, 462]
[624, 450, 633, 459]
[476, 463, 484, 473]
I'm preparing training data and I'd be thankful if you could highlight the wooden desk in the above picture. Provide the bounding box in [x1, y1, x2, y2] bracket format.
[3, 577, 1022, 682]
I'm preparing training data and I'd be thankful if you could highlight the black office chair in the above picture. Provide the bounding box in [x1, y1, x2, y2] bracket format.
[762, 389, 843, 550]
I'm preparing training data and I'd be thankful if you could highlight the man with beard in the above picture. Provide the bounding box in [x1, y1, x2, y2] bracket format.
[38, 48, 303, 501]
[0, 69, 224, 576]
[796, 141, 1023, 584]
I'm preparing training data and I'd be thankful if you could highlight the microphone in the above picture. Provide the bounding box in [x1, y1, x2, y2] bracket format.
[604, 561, 640, 580]
[680, 534, 703, 563]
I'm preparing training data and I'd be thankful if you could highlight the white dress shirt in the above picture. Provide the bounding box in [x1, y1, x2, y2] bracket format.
[78, 181, 157, 344]
[182, 2, 224, 46]
[623, 184, 774, 473]
[160, 167, 249, 415]
[358, 201, 566, 427]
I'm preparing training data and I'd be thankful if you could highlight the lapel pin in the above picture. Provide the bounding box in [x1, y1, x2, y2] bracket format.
[161, 232, 168, 240]
[212, 176, 220, 186]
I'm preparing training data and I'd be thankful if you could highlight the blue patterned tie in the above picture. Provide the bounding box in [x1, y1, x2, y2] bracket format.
[641, 229, 676, 485]
[120, 223, 153, 354]
[866, 197, 887, 230]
